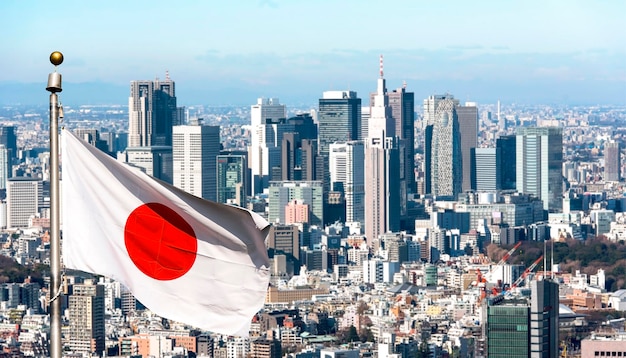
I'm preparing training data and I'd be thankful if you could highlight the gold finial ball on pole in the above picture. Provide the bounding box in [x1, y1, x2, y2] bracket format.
[50, 51, 64, 66]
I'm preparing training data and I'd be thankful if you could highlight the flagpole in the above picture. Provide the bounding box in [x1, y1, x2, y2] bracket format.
[47, 51, 64, 358]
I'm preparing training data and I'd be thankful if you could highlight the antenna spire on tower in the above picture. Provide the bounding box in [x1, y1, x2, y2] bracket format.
[166, 70, 170, 81]
[379, 54, 384, 78]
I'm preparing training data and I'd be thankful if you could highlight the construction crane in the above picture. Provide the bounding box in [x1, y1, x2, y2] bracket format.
[509, 255, 544, 291]
[485, 242, 522, 289]
[496, 242, 522, 266]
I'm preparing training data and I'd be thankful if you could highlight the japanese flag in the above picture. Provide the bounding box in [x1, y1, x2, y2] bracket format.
[61, 129, 270, 337]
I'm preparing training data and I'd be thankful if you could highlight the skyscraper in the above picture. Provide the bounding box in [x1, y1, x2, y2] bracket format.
[267, 224, 300, 261]
[0, 145, 8, 190]
[423, 94, 460, 195]
[268, 181, 324, 226]
[516, 127, 563, 212]
[457, 103, 478, 193]
[0, 126, 17, 167]
[249, 98, 287, 195]
[124, 146, 173, 184]
[497, 135, 517, 190]
[430, 98, 462, 198]
[364, 136, 400, 249]
[604, 141, 621, 182]
[318, 91, 362, 157]
[365, 60, 401, 248]
[530, 279, 560, 357]
[329, 141, 365, 227]
[6, 177, 43, 229]
[472, 147, 500, 191]
[388, 85, 416, 194]
[68, 280, 105, 356]
[172, 123, 220, 201]
[279, 114, 321, 182]
[486, 299, 530, 358]
[280, 132, 302, 181]
[128, 74, 178, 147]
[73, 128, 111, 155]
[217, 152, 247, 207]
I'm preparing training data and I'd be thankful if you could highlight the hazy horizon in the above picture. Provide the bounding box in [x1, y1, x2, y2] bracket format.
[2, 1, 625, 107]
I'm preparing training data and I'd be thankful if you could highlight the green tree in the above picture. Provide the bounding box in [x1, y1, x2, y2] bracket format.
[347, 325, 359, 342]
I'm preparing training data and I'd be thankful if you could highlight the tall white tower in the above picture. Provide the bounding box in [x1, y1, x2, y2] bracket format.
[329, 141, 365, 228]
[364, 56, 400, 250]
[172, 122, 220, 201]
[368, 55, 394, 140]
[249, 98, 286, 195]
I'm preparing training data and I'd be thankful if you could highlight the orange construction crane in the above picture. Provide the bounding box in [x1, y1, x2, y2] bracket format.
[496, 242, 522, 266]
[485, 242, 522, 288]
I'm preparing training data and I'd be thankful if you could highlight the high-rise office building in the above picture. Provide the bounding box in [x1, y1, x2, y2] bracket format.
[267, 224, 300, 261]
[286, 113, 318, 141]
[216, 152, 247, 207]
[280, 133, 302, 181]
[369, 57, 415, 212]
[172, 123, 220, 201]
[124, 146, 173, 184]
[530, 279, 560, 357]
[318, 91, 362, 157]
[73, 128, 111, 155]
[497, 135, 517, 190]
[486, 299, 530, 358]
[472, 147, 500, 191]
[423, 94, 459, 195]
[6, 177, 43, 228]
[329, 141, 365, 227]
[128, 75, 178, 147]
[0, 126, 17, 167]
[516, 127, 563, 212]
[430, 98, 462, 198]
[249, 98, 287, 195]
[388, 85, 416, 194]
[0, 145, 8, 190]
[364, 61, 401, 248]
[364, 136, 400, 249]
[268, 181, 324, 226]
[279, 114, 320, 183]
[457, 103, 478, 193]
[68, 280, 105, 356]
[486, 278, 560, 358]
[604, 141, 621, 182]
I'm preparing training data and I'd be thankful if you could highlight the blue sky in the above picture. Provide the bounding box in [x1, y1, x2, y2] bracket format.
[1, 0, 625, 106]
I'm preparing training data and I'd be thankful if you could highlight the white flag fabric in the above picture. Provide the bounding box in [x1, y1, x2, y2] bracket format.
[61, 129, 270, 336]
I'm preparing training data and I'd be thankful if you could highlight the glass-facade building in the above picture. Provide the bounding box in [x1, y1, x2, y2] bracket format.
[268, 181, 324, 226]
[487, 302, 529, 358]
[217, 153, 247, 207]
[317, 91, 361, 157]
[496, 135, 517, 190]
[516, 127, 563, 212]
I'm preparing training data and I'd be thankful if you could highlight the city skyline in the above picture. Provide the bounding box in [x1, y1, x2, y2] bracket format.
[1, 1, 625, 106]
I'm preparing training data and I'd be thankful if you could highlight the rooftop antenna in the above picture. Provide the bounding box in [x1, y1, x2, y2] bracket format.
[165, 70, 170, 81]
[379, 54, 384, 78]
[403, 80, 407, 89]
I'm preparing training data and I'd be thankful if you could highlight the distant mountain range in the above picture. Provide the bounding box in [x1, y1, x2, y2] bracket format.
[1, 79, 624, 108]
[0, 81, 273, 107]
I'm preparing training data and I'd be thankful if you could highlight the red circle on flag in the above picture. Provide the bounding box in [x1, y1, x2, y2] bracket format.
[124, 203, 197, 281]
